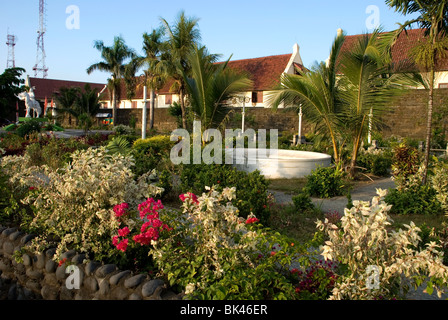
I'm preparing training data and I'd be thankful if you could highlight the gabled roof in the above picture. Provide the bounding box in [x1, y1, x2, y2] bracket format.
[28, 77, 107, 101]
[340, 28, 448, 72]
[101, 53, 299, 101]
[223, 53, 294, 91]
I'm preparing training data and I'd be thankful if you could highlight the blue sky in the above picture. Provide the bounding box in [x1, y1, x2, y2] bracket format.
[0, 0, 419, 84]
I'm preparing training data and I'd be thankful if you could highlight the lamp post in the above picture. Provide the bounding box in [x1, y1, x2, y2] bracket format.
[233, 95, 251, 133]
[298, 104, 303, 145]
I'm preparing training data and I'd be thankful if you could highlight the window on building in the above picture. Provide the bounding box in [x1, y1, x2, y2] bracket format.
[439, 83, 448, 89]
[165, 94, 173, 105]
[251, 91, 263, 104]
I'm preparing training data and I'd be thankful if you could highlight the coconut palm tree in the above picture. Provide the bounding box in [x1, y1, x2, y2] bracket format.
[266, 31, 346, 164]
[159, 11, 202, 129]
[87, 36, 136, 126]
[183, 45, 253, 133]
[142, 27, 168, 130]
[337, 29, 412, 177]
[384, 0, 448, 184]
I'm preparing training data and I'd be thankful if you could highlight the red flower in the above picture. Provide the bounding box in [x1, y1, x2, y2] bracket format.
[58, 258, 67, 267]
[245, 217, 259, 225]
[179, 192, 199, 204]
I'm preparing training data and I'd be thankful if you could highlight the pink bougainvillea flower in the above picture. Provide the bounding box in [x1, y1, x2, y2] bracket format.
[179, 192, 199, 204]
[115, 238, 128, 252]
[138, 198, 164, 219]
[113, 203, 129, 218]
[118, 227, 130, 237]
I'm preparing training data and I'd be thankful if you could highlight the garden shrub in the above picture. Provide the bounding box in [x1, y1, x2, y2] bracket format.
[356, 148, 392, 177]
[131, 135, 175, 176]
[0, 133, 28, 156]
[1, 146, 164, 263]
[431, 161, 448, 214]
[292, 189, 314, 212]
[385, 184, 443, 215]
[15, 119, 42, 138]
[305, 166, 346, 199]
[317, 189, 448, 300]
[391, 143, 421, 190]
[149, 187, 314, 300]
[179, 163, 270, 224]
[113, 124, 135, 136]
[387, 163, 443, 215]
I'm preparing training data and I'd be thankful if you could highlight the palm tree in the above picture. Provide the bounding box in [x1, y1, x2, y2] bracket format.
[384, 0, 448, 184]
[142, 27, 168, 130]
[54, 84, 103, 131]
[266, 31, 346, 164]
[183, 45, 253, 133]
[87, 36, 135, 126]
[338, 29, 411, 177]
[160, 11, 202, 129]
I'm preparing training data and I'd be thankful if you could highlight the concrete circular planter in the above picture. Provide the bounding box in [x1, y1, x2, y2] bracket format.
[225, 148, 332, 179]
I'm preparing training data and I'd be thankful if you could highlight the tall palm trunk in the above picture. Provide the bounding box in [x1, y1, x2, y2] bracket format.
[180, 88, 187, 129]
[112, 87, 117, 126]
[349, 115, 367, 178]
[149, 88, 155, 130]
[423, 64, 435, 185]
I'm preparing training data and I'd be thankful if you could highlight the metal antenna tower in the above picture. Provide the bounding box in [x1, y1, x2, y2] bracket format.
[6, 31, 17, 69]
[33, 0, 48, 78]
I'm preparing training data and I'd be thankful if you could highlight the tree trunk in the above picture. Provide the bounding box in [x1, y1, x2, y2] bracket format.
[149, 88, 155, 130]
[422, 66, 435, 185]
[180, 88, 187, 129]
[112, 87, 117, 126]
[349, 115, 367, 178]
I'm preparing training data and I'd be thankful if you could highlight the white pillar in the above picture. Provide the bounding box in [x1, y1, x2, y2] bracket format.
[142, 86, 148, 139]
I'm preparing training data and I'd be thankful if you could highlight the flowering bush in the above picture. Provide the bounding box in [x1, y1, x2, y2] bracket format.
[317, 189, 448, 300]
[1, 146, 163, 263]
[292, 259, 339, 300]
[149, 187, 313, 300]
[431, 161, 448, 214]
[179, 163, 271, 223]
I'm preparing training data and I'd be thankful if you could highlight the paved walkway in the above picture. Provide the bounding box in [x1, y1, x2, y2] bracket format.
[269, 177, 397, 214]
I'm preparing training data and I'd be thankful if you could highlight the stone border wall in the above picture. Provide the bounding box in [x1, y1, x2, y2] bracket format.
[0, 225, 182, 300]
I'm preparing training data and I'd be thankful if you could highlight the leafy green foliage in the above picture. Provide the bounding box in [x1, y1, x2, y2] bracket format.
[292, 189, 314, 212]
[356, 149, 393, 176]
[385, 183, 443, 215]
[15, 120, 42, 138]
[305, 166, 346, 199]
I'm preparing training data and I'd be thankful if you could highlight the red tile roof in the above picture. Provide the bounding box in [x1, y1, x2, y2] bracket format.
[102, 53, 295, 100]
[340, 28, 448, 72]
[29, 77, 107, 101]
[223, 54, 293, 91]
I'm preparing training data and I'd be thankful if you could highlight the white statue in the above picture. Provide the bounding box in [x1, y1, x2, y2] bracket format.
[16, 89, 42, 118]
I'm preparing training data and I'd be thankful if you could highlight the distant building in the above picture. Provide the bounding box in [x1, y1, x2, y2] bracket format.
[339, 28, 448, 88]
[99, 43, 305, 110]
